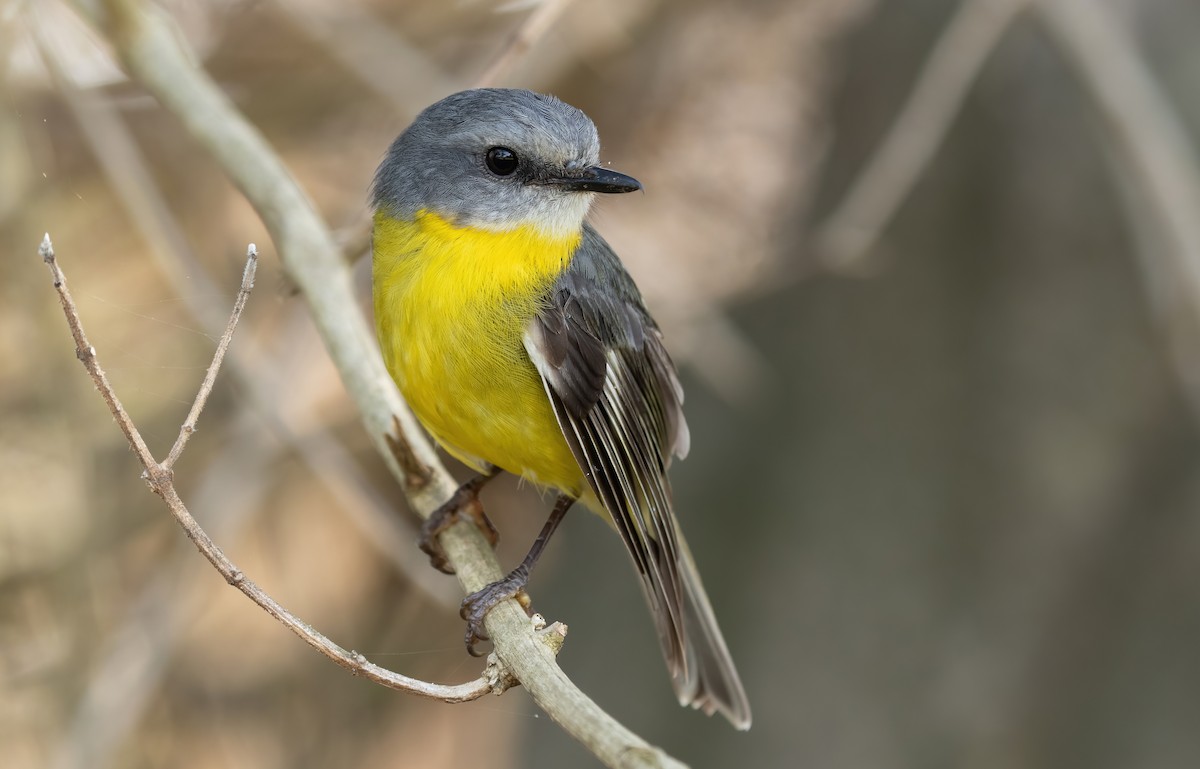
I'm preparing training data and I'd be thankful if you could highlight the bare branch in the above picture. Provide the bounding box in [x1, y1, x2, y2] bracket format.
[812, 0, 1200, 427]
[270, 0, 456, 114]
[1035, 0, 1200, 419]
[473, 0, 577, 89]
[40, 235, 493, 704]
[813, 0, 1031, 272]
[39, 233, 157, 470]
[163, 245, 257, 469]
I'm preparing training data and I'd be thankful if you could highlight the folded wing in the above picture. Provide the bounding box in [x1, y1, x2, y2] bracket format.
[523, 224, 751, 729]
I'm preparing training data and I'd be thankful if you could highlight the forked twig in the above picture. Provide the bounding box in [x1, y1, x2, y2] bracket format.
[39, 234, 493, 704]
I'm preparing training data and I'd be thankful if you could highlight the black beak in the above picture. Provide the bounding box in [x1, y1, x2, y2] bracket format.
[541, 166, 642, 194]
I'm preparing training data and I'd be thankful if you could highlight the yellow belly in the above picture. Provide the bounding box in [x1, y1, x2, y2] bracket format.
[373, 210, 588, 495]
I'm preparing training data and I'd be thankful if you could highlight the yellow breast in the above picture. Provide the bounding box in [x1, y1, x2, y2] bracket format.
[372, 209, 587, 494]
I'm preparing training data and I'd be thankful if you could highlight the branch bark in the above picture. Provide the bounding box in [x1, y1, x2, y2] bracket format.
[64, 0, 687, 765]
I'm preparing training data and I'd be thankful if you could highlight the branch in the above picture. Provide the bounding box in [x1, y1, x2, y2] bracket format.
[270, 0, 456, 114]
[1035, 0, 1200, 419]
[473, 0, 577, 88]
[67, 0, 687, 764]
[812, 0, 1031, 272]
[812, 0, 1200, 428]
[40, 235, 493, 703]
[162, 251, 254, 468]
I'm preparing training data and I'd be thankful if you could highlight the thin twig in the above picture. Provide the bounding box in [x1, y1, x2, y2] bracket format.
[40, 234, 493, 704]
[40, 233, 157, 470]
[473, 0, 576, 88]
[163, 245, 257, 469]
[812, 0, 1031, 273]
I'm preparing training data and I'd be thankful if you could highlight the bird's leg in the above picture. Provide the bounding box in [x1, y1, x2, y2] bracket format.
[419, 465, 501, 575]
[461, 493, 575, 656]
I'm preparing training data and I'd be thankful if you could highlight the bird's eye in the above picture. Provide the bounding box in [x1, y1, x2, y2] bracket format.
[485, 147, 519, 176]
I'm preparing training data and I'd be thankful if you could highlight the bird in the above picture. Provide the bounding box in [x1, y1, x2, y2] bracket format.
[371, 87, 751, 729]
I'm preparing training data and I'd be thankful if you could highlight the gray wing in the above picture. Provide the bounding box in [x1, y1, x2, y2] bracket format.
[523, 223, 751, 729]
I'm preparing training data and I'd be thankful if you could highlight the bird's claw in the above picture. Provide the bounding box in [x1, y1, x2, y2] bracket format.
[419, 483, 499, 575]
[460, 577, 532, 657]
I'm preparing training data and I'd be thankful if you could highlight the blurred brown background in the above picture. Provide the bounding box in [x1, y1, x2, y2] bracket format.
[3, 0, 1200, 767]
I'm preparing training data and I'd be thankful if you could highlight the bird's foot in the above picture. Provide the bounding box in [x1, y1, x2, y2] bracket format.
[460, 569, 533, 656]
[419, 474, 499, 575]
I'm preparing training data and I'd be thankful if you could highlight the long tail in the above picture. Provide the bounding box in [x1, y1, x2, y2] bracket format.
[652, 524, 752, 730]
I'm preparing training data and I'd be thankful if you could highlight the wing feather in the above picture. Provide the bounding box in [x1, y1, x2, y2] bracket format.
[523, 224, 750, 729]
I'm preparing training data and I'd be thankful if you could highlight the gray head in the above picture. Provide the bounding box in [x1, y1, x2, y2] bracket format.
[373, 89, 640, 238]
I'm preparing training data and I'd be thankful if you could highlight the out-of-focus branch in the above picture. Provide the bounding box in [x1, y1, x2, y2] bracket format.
[1036, 0, 1200, 418]
[271, 0, 455, 113]
[812, 0, 1200, 422]
[473, 0, 576, 88]
[40, 236, 493, 704]
[29, 1, 228, 320]
[67, 0, 687, 765]
[813, 0, 1031, 272]
[54, 418, 294, 769]
[812, 0, 1200, 753]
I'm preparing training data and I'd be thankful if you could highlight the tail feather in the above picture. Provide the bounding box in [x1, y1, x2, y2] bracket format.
[657, 530, 752, 730]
